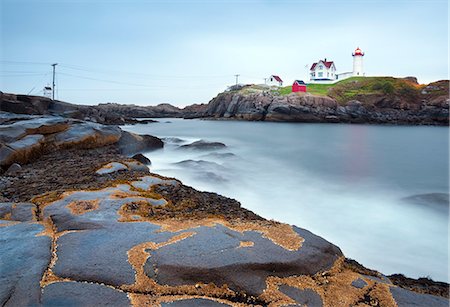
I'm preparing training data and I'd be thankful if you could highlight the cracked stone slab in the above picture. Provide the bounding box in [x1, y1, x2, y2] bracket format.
[41, 281, 130, 306]
[0, 222, 51, 306]
[53, 222, 175, 286]
[43, 184, 165, 232]
[0, 202, 35, 221]
[147, 224, 342, 296]
[390, 286, 449, 307]
[42, 185, 176, 287]
[279, 285, 323, 306]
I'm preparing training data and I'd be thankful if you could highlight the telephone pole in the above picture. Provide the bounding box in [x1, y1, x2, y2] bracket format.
[51, 63, 58, 100]
[234, 74, 240, 85]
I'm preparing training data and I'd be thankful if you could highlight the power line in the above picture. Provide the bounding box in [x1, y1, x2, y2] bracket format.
[59, 63, 232, 79]
[0, 73, 48, 77]
[27, 73, 51, 95]
[0, 60, 52, 65]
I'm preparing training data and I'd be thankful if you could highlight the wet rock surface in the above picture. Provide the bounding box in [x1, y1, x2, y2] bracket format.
[147, 224, 341, 296]
[390, 286, 449, 307]
[41, 282, 131, 306]
[0, 222, 51, 306]
[0, 113, 163, 172]
[0, 121, 448, 305]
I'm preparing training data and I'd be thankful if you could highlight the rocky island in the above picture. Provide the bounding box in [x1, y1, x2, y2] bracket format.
[186, 77, 449, 125]
[1, 88, 449, 306]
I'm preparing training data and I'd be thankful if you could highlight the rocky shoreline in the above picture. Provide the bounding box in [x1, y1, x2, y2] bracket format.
[2, 77, 449, 127]
[184, 80, 449, 125]
[0, 109, 449, 306]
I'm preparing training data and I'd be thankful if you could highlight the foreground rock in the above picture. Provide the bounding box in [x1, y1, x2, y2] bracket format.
[0, 146, 448, 306]
[0, 113, 163, 172]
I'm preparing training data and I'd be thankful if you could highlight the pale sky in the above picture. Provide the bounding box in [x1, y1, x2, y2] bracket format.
[1, 0, 448, 107]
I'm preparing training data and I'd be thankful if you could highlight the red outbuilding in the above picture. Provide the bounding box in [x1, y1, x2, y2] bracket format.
[292, 80, 307, 93]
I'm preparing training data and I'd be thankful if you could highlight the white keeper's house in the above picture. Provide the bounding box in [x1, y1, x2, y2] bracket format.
[309, 59, 336, 81]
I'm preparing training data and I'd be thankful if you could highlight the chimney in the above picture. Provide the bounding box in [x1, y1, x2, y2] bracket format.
[324, 58, 327, 62]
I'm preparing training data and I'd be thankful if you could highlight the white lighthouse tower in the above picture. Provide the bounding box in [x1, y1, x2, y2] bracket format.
[352, 47, 364, 76]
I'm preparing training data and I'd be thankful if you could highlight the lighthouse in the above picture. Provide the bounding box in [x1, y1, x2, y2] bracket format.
[352, 47, 364, 76]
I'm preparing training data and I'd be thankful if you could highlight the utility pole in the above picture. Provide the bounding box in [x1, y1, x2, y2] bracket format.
[51, 63, 58, 100]
[234, 74, 240, 85]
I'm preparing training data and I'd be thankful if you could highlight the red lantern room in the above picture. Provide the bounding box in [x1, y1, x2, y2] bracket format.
[353, 47, 364, 56]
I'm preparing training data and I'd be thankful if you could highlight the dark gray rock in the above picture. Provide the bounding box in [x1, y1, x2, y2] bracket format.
[179, 140, 226, 151]
[0, 134, 44, 167]
[147, 224, 342, 296]
[401, 193, 449, 214]
[351, 278, 368, 289]
[43, 184, 173, 286]
[279, 285, 323, 306]
[41, 281, 130, 306]
[117, 131, 163, 155]
[53, 122, 122, 149]
[0, 116, 69, 143]
[390, 286, 449, 307]
[0, 202, 35, 221]
[132, 153, 151, 165]
[0, 222, 52, 306]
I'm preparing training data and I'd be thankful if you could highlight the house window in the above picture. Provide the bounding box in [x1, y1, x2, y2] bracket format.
[327, 72, 329, 77]
[318, 72, 323, 78]
[318, 65, 323, 69]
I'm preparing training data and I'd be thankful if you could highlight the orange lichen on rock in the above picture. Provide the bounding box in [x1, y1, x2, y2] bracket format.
[259, 257, 398, 307]
[148, 218, 303, 251]
[66, 199, 100, 215]
[125, 232, 196, 292]
[238, 241, 255, 248]
[123, 232, 239, 302]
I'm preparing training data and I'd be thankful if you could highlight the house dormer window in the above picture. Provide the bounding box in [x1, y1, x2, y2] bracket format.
[318, 65, 323, 70]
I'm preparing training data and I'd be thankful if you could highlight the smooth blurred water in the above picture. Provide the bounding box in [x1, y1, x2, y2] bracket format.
[122, 119, 449, 282]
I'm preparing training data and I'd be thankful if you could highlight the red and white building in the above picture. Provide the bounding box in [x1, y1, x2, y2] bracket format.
[309, 59, 336, 81]
[292, 80, 307, 93]
[267, 75, 283, 86]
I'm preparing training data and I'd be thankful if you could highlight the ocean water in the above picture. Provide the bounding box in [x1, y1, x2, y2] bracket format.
[122, 119, 449, 282]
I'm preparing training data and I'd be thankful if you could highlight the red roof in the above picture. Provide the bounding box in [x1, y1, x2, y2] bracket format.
[271, 75, 283, 82]
[353, 47, 364, 56]
[310, 60, 334, 71]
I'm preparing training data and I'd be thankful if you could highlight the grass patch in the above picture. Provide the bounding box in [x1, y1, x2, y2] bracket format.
[229, 76, 447, 105]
